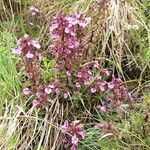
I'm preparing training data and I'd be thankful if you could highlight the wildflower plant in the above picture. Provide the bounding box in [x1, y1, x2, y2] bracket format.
[61, 120, 85, 150]
[11, 8, 136, 150]
[49, 12, 91, 73]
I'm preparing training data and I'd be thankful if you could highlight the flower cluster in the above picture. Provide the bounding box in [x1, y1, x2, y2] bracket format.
[96, 77, 130, 111]
[74, 60, 130, 110]
[61, 120, 85, 150]
[107, 77, 129, 102]
[23, 80, 61, 107]
[76, 61, 109, 92]
[12, 34, 41, 59]
[12, 34, 42, 86]
[11, 34, 54, 107]
[76, 67, 93, 87]
[91, 78, 107, 93]
[50, 12, 91, 72]
[30, 6, 40, 16]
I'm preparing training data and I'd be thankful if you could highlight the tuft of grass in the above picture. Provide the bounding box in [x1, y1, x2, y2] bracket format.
[0, 31, 22, 104]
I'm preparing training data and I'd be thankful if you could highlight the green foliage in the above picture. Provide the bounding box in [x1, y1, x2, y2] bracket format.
[0, 31, 21, 103]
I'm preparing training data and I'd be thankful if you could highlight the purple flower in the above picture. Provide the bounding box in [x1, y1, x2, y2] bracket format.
[64, 92, 69, 99]
[30, 40, 41, 49]
[32, 99, 39, 107]
[44, 87, 52, 94]
[12, 47, 22, 55]
[74, 12, 91, 28]
[23, 88, 31, 95]
[66, 70, 71, 76]
[61, 120, 69, 131]
[71, 145, 77, 150]
[61, 120, 85, 149]
[98, 80, 107, 91]
[71, 135, 78, 145]
[96, 0, 104, 3]
[108, 82, 114, 89]
[93, 61, 99, 68]
[48, 84, 55, 89]
[37, 52, 42, 61]
[30, 6, 40, 16]
[84, 80, 90, 85]
[75, 82, 81, 88]
[50, 23, 59, 31]
[26, 51, 34, 58]
[50, 13, 91, 72]
[77, 72, 82, 78]
[12, 34, 41, 58]
[77, 68, 93, 86]
[91, 87, 97, 93]
[55, 88, 60, 94]
[108, 78, 129, 102]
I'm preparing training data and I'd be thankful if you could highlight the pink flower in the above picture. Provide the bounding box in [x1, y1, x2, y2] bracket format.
[61, 120, 69, 131]
[44, 87, 52, 94]
[77, 131, 85, 139]
[108, 82, 114, 89]
[55, 88, 60, 94]
[51, 33, 59, 39]
[91, 87, 97, 93]
[66, 70, 71, 76]
[50, 13, 91, 72]
[30, 6, 40, 16]
[12, 47, 22, 55]
[96, 0, 103, 3]
[50, 23, 59, 31]
[74, 12, 91, 28]
[64, 93, 69, 99]
[84, 80, 90, 85]
[37, 52, 42, 61]
[23, 88, 30, 95]
[77, 72, 82, 78]
[61, 120, 85, 149]
[32, 99, 39, 107]
[26, 51, 34, 58]
[93, 61, 99, 68]
[88, 70, 92, 75]
[71, 145, 77, 150]
[12, 35, 41, 59]
[98, 80, 107, 91]
[63, 137, 68, 143]
[65, 27, 70, 34]
[30, 40, 41, 49]
[71, 135, 78, 145]
[48, 84, 55, 89]
[76, 82, 81, 88]
[77, 68, 93, 86]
